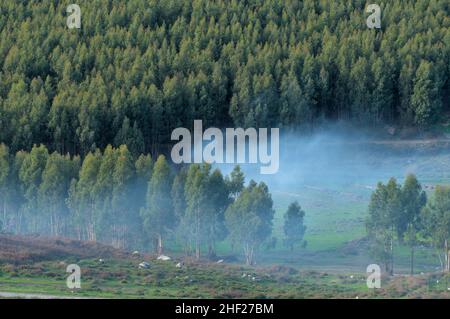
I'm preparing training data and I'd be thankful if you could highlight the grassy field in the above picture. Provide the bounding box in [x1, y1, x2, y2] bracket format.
[1, 256, 449, 299]
[255, 147, 450, 273]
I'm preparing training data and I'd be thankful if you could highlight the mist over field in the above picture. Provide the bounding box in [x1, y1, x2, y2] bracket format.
[213, 127, 450, 268]
[219, 127, 450, 189]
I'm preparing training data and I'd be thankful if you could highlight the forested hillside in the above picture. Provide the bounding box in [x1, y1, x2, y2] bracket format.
[0, 0, 448, 156]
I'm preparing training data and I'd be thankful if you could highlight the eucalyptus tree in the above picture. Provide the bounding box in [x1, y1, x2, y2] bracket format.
[225, 181, 275, 265]
[141, 155, 174, 254]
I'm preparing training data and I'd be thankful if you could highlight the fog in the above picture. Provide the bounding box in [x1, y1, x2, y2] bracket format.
[216, 126, 450, 194]
[3, 125, 450, 258]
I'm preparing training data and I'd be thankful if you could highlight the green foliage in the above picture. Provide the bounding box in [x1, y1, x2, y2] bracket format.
[226, 165, 245, 198]
[183, 164, 215, 258]
[412, 61, 443, 128]
[67, 150, 102, 241]
[141, 155, 174, 254]
[0, 0, 448, 155]
[421, 186, 450, 272]
[225, 180, 275, 265]
[367, 178, 403, 274]
[367, 174, 430, 275]
[400, 174, 427, 237]
[0, 139, 277, 264]
[0, 144, 11, 231]
[38, 152, 79, 235]
[110, 145, 136, 247]
[283, 201, 307, 251]
[18, 145, 49, 232]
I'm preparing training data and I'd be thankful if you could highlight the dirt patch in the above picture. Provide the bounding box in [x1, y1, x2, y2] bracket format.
[0, 234, 128, 264]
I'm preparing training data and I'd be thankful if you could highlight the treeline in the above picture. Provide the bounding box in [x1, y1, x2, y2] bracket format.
[0, 0, 449, 155]
[0, 143, 295, 264]
[367, 175, 450, 274]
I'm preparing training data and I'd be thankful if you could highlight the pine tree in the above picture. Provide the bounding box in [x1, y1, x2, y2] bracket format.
[114, 118, 143, 156]
[412, 61, 442, 128]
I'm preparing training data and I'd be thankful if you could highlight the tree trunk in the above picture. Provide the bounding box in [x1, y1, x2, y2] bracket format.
[89, 202, 96, 241]
[50, 213, 54, 236]
[390, 230, 394, 276]
[195, 207, 200, 260]
[448, 249, 450, 273]
[194, 232, 200, 259]
[410, 246, 414, 276]
[2, 200, 6, 231]
[157, 234, 163, 255]
[208, 243, 213, 259]
[17, 210, 22, 233]
[244, 243, 254, 266]
[445, 240, 449, 273]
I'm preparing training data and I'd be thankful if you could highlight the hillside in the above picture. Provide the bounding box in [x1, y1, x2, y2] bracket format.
[0, 0, 448, 155]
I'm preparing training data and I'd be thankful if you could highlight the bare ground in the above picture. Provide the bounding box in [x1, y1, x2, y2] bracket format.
[0, 234, 128, 264]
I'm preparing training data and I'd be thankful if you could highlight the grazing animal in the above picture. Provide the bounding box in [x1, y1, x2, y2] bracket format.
[139, 262, 150, 269]
[157, 255, 171, 261]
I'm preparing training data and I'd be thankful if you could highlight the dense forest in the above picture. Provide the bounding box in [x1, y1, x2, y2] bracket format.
[0, 0, 449, 156]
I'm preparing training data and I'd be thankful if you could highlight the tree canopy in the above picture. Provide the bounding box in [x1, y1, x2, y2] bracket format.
[0, 0, 448, 156]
